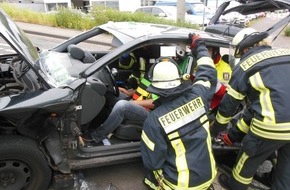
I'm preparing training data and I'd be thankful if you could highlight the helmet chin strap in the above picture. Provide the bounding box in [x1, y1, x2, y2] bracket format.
[151, 74, 190, 83]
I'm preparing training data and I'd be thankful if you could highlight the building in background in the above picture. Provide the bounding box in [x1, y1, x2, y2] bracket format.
[87, 0, 141, 12]
[2, 0, 71, 12]
[2, 0, 156, 12]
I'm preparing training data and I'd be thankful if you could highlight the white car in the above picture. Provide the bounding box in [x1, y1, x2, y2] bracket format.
[134, 5, 209, 26]
[219, 11, 250, 27]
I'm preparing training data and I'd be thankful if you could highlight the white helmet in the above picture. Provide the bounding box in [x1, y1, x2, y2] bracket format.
[151, 60, 181, 89]
[232, 28, 257, 58]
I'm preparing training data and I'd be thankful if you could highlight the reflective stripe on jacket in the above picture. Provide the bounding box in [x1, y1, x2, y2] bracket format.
[129, 57, 146, 84]
[141, 52, 217, 189]
[216, 46, 290, 140]
[132, 76, 158, 101]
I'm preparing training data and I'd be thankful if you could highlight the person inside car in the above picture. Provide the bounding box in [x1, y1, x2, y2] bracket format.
[88, 45, 160, 145]
[100, 45, 160, 124]
[88, 45, 189, 146]
[140, 33, 217, 190]
[117, 52, 144, 97]
[117, 45, 160, 98]
[90, 72, 158, 145]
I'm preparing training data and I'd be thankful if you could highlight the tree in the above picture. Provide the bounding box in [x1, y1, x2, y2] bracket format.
[176, 0, 185, 22]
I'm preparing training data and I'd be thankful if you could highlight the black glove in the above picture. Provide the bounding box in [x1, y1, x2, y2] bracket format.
[188, 33, 205, 56]
[210, 120, 226, 138]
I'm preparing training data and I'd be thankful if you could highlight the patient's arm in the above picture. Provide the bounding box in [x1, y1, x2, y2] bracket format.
[133, 99, 155, 110]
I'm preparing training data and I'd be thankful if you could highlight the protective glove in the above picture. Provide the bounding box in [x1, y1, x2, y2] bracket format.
[222, 133, 233, 146]
[220, 128, 243, 147]
[188, 33, 205, 56]
[210, 120, 227, 138]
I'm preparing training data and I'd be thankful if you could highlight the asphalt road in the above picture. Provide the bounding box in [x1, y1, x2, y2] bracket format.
[250, 12, 290, 49]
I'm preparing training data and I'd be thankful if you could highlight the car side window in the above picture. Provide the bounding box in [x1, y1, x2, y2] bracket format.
[138, 7, 152, 14]
[152, 8, 165, 16]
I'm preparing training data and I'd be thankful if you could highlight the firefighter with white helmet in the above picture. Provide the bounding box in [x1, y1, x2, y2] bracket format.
[150, 59, 182, 89]
[231, 27, 258, 57]
[217, 27, 260, 148]
[228, 27, 258, 67]
[211, 27, 290, 190]
[140, 33, 217, 189]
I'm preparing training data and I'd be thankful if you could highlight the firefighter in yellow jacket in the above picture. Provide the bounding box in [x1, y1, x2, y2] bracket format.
[141, 33, 217, 190]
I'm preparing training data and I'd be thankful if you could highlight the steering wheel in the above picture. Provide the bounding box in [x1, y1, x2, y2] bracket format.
[104, 66, 119, 97]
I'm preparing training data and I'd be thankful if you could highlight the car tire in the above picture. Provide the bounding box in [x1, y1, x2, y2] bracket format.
[0, 136, 52, 190]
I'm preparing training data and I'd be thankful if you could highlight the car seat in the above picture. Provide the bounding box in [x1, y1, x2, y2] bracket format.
[114, 120, 143, 141]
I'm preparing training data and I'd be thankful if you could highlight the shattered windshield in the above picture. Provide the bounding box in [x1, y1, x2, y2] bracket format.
[38, 51, 76, 87]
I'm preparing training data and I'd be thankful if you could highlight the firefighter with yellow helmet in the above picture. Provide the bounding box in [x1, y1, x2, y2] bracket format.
[140, 33, 217, 189]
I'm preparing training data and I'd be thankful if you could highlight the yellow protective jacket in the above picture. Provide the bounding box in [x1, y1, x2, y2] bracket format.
[215, 58, 232, 84]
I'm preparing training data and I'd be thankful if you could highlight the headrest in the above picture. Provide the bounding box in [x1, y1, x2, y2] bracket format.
[83, 51, 96, 63]
[67, 44, 85, 60]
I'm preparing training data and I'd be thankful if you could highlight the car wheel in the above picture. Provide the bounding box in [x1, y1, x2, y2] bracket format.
[0, 136, 52, 190]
